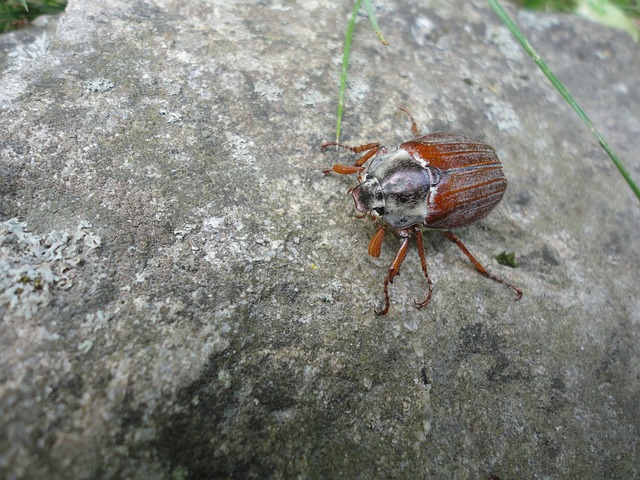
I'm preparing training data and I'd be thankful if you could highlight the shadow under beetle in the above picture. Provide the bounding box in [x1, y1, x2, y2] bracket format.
[322, 108, 523, 315]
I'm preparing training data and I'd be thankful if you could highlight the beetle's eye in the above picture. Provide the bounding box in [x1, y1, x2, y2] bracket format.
[373, 207, 385, 216]
[365, 174, 374, 181]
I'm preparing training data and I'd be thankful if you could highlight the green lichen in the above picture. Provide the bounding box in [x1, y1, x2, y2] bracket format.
[495, 251, 519, 268]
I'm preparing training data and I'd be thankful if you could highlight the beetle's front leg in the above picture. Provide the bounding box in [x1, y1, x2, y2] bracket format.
[367, 225, 386, 258]
[442, 230, 523, 300]
[321, 142, 385, 176]
[324, 164, 365, 176]
[376, 232, 410, 316]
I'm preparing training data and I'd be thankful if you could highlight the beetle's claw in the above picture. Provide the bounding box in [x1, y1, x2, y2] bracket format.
[414, 283, 433, 310]
[414, 295, 432, 310]
[320, 142, 337, 152]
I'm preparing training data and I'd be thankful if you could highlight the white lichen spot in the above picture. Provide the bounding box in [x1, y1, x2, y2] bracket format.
[485, 25, 524, 61]
[423, 418, 432, 435]
[302, 91, 328, 107]
[225, 133, 257, 166]
[77, 339, 94, 354]
[254, 79, 283, 102]
[173, 223, 197, 240]
[85, 78, 115, 93]
[218, 369, 231, 388]
[346, 79, 370, 103]
[411, 16, 435, 47]
[294, 78, 307, 90]
[76, 221, 101, 249]
[0, 219, 101, 320]
[203, 217, 225, 232]
[159, 109, 182, 123]
[403, 318, 419, 332]
[613, 82, 629, 95]
[83, 309, 113, 332]
[485, 99, 521, 133]
[4, 33, 52, 73]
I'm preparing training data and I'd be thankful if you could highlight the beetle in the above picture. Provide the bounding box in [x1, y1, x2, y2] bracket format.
[322, 108, 523, 315]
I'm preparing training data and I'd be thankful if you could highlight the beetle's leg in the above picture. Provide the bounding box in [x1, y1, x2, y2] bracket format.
[414, 229, 433, 309]
[376, 234, 410, 316]
[351, 145, 384, 167]
[321, 142, 381, 156]
[323, 164, 364, 176]
[321, 142, 384, 175]
[397, 107, 421, 137]
[367, 225, 386, 258]
[442, 231, 523, 300]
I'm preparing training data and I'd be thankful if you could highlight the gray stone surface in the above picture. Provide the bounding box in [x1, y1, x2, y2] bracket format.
[1, 0, 639, 478]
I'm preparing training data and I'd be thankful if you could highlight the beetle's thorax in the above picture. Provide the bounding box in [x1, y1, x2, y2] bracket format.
[351, 148, 436, 229]
[367, 148, 412, 179]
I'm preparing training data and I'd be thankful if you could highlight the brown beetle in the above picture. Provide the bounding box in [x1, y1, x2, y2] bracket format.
[322, 108, 522, 315]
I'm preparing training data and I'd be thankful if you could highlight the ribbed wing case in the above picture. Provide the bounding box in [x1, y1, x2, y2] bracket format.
[400, 133, 507, 229]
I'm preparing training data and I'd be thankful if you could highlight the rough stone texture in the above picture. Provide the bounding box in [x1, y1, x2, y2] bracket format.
[1, 0, 639, 478]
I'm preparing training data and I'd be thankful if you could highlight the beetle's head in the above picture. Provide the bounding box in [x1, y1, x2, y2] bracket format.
[351, 174, 385, 216]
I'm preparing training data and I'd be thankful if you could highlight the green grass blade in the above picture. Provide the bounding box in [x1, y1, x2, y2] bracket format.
[363, 0, 389, 45]
[335, 0, 362, 144]
[487, 0, 640, 203]
[1, 1, 67, 32]
[335, 0, 388, 143]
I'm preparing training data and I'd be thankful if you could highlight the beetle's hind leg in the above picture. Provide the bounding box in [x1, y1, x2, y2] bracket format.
[397, 107, 421, 137]
[442, 230, 523, 300]
[321, 142, 384, 176]
[414, 229, 433, 309]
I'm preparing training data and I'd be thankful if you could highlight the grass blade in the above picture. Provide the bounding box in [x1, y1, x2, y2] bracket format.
[335, 0, 362, 144]
[335, 0, 388, 143]
[363, 0, 389, 45]
[487, 0, 640, 202]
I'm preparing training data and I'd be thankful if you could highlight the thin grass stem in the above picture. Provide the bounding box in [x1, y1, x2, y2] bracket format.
[488, 0, 640, 202]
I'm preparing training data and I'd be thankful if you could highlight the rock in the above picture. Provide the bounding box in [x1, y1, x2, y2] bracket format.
[1, 0, 639, 478]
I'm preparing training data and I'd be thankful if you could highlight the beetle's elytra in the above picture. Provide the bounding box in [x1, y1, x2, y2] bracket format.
[322, 108, 522, 315]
